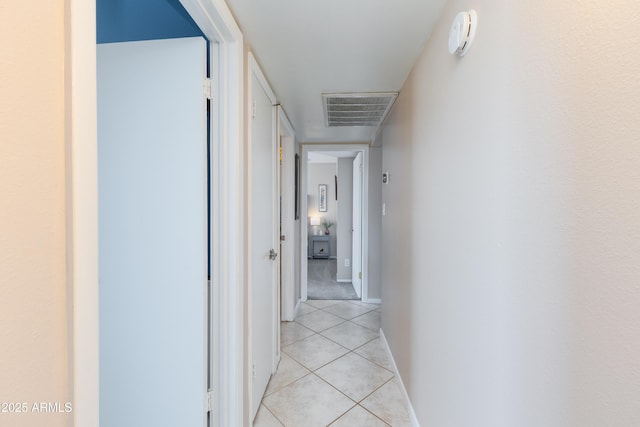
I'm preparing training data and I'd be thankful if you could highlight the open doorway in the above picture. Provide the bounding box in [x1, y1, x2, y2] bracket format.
[306, 150, 361, 300]
[300, 144, 371, 304]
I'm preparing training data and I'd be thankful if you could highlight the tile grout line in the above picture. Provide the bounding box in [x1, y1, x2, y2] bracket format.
[260, 402, 286, 427]
[354, 377, 398, 426]
[358, 403, 393, 427]
[357, 376, 395, 404]
[321, 326, 380, 349]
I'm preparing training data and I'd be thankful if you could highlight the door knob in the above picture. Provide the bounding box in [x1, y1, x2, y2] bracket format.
[269, 249, 278, 260]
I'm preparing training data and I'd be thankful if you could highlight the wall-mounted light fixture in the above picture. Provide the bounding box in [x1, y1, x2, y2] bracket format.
[448, 9, 478, 57]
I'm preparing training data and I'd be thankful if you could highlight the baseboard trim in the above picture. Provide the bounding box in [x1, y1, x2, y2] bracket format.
[379, 329, 421, 427]
[336, 279, 351, 283]
[362, 298, 382, 304]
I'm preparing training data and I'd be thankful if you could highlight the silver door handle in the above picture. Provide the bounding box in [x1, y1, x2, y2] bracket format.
[269, 249, 278, 260]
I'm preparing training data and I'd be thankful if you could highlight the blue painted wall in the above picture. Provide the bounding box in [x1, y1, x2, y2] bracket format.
[98, 0, 204, 43]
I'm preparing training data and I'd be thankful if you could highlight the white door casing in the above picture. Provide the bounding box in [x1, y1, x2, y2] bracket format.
[98, 37, 208, 427]
[179, 1, 246, 425]
[247, 53, 280, 422]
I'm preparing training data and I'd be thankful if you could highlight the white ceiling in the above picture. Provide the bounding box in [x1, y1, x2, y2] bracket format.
[308, 151, 359, 164]
[225, 0, 447, 144]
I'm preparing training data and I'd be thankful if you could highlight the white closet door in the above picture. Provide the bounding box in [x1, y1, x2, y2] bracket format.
[98, 37, 208, 427]
[352, 152, 363, 298]
[248, 60, 279, 422]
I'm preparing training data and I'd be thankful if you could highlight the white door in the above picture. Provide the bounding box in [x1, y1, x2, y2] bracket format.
[249, 58, 279, 421]
[98, 37, 208, 427]
[352, 152, 363, 298]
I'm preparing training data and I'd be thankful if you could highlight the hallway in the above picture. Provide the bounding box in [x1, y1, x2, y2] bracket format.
[254, 300, 411, 426]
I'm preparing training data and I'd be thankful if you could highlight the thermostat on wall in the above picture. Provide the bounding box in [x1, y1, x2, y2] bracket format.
[448, 9, 477, 56]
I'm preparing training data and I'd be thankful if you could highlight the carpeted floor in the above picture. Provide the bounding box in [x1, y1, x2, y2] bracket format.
[307, 258, 358, 300]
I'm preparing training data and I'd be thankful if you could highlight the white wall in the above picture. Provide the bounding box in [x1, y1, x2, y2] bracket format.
[381, 0, 640, 426]
[307, 162, 337, 257]
[0, 1, 71, 426]
[336, 158, 354, 281]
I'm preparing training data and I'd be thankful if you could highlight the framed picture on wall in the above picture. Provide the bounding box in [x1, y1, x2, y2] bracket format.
[319, 184, 328, 212]
[294, 153, 300, 220]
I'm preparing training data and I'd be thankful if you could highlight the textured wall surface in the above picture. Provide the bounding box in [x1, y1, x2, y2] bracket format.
[0, 1, 70, 426]
[382, 0, 640, 425]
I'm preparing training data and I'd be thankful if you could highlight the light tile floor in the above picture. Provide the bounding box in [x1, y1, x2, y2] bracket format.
[254, 300, 412, 427]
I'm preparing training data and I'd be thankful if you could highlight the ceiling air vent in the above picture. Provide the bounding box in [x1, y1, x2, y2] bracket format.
[322, 92, 398, 127]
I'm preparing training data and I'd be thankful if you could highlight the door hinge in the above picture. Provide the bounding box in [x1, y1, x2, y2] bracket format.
[204, 78, 212, 100]
[206, 389, 214, 412]
[359, 272, 362, 280]
[252, 101, 257, 118]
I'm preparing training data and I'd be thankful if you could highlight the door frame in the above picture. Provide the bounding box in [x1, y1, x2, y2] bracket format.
[278, 107, 296, 322]
[246, 52, 280, 418]
[299, 144, 373, 304]
[67, 0, 245, 425]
